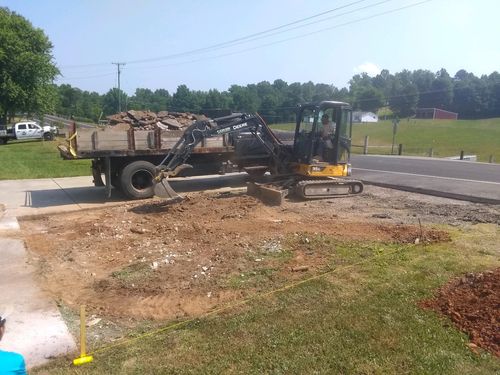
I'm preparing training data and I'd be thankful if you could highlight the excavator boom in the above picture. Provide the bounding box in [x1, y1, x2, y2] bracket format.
[153, 113, 290, 202]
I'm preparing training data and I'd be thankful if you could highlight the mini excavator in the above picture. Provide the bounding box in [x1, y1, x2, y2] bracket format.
[154, 101, 363, 205]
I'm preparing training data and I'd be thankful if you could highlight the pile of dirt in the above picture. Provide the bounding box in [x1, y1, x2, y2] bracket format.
[377, 223, 450, 244]
[420, 268, 500, 357]
[106, 110, 208, 131]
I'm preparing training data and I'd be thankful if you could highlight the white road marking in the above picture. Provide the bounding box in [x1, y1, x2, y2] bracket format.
[353, 168, 500, 186]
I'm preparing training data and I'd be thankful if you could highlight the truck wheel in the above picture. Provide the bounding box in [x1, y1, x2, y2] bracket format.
[43, 132, 54, 141]
[119, 161, 156, 199]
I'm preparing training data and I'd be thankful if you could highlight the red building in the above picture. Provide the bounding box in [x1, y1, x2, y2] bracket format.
[416, 108, 458, 120]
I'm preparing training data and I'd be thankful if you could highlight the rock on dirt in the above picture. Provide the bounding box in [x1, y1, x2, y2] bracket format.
[420, 268, 500, 357]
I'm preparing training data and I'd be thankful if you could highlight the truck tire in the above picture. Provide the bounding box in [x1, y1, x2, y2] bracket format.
[119, 160, 156, 199]
[43, 132, 54, 141]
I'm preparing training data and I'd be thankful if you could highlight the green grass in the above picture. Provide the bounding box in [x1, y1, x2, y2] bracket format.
[352, 118, 500, 162]
[33, 225, 500, 374]
[0, 139, 91, 179]
[270, 118, 500, 162]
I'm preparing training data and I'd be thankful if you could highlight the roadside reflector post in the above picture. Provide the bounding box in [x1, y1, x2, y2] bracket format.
[73, 305, 93, 366]
[460, 150, 464, 160]
[398, 144, 403, 156]
[363, 136, 369, 155]
[428, 148, 433, 158]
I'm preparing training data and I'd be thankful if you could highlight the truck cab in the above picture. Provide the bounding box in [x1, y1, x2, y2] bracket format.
[15, 121, 44, 139]
[0, 121, 57, 144]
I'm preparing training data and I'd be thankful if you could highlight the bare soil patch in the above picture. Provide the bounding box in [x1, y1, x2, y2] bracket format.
[22, 190, 451, 325]
[421, 268, 500, 357]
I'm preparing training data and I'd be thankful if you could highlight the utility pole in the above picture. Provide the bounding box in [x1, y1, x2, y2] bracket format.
[112, 62, 126, 113]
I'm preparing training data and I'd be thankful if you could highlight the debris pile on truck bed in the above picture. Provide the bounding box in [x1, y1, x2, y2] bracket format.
[106, 110, 207, 131]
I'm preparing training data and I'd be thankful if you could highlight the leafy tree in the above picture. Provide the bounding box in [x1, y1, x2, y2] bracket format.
[129, 88, 155, 111]
[312, 83, 335, 102]
[451, 70, 487, 119]
[152, 89, 171, 112]
[0, 7, 59, 123]
[486, 72, 500, 117]
[353, 85, 384, 112]
[171, 85, 201, 112]
[204, 89, 231, 110]
[388, 71, 419, 117]
[412, 69, 435, 108]
[428, 69, 453, 109]
[372, 69, 392, 98]
[102, 88, 127, 116]
[229, 84, 260, 112]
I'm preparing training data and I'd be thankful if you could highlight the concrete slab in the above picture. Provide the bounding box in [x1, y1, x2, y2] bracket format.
[0, 216, 19, 231]
[0, 238, 76, 368]
[0, 176, 126, 218]
[0, 174, 251, 218]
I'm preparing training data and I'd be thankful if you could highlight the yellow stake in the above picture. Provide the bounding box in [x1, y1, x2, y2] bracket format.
[73, 305, 93, 366]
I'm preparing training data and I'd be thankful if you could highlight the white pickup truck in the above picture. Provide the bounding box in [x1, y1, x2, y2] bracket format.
[0, 121, 58, 144]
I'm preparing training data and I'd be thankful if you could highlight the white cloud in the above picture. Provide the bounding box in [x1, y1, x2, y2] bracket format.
[353, 62, 381, 77]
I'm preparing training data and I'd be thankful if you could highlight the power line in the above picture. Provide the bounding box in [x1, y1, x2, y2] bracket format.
[56, 1, 433, 83]
[125, 0, 433, 73]
[125, 0, 374, 65]
[57, 72, 116, 80]
[58, 0, 372, 69]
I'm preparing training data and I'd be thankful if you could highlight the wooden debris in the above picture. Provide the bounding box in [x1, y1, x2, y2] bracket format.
[291, 265, 309, 272]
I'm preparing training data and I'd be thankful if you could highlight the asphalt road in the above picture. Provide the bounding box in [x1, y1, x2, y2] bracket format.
[43, 114, 96, 129]
[351, 154, 500, 183]
[351, 155, 500, 204]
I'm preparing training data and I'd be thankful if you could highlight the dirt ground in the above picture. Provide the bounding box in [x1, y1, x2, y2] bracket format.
[20, 186, 499, 342]
[421, 268, 500, 357]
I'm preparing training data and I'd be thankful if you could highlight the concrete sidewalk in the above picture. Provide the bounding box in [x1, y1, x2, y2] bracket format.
[0, 176, 113, 368]
[0, 174, 249, 219]
[0, 176, 126, 218]
[0, 238, 76, 368]
[0, 174, 250, 368]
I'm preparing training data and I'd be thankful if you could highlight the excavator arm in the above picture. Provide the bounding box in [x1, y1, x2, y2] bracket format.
[154, 113, 287, 201]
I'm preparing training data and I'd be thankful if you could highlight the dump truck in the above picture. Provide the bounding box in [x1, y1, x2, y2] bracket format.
[57, 120, 274, 199]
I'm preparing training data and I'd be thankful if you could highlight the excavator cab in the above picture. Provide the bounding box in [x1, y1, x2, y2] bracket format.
[292, 101, 352, 178]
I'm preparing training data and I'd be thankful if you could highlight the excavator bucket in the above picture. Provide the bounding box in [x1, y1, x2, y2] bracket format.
[247, 182, 289, 206]
[153, 178, 183, 203]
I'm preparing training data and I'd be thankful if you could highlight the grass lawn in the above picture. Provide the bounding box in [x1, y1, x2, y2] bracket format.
[0, 139, 91, 180]
[34, 225, 500, 374]
[352, 118, 500, 162]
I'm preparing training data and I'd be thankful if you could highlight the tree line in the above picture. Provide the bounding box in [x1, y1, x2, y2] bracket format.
[55, 68, 500, 124]
[2, 7, 499, 124]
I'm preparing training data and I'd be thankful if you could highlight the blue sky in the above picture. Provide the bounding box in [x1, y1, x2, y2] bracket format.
[2, 0, 499, 94]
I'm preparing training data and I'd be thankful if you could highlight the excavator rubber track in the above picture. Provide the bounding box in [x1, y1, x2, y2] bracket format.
[293, 178, 363, 199]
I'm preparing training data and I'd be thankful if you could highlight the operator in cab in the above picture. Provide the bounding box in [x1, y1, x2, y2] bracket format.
[315, 113, 336, 161]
